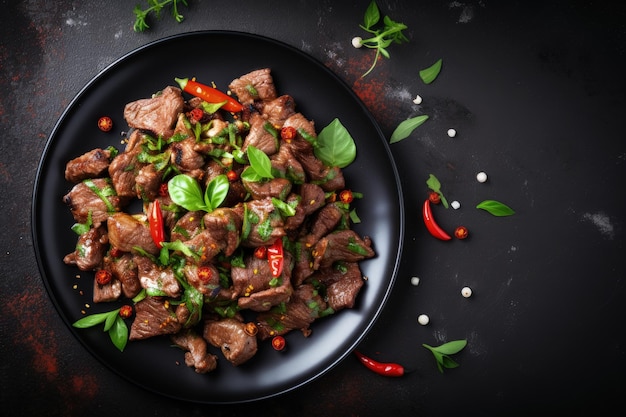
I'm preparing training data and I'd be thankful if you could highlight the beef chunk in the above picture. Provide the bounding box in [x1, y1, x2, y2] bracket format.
[302, 202, 346, 246]
[63, 225, 108, 271]
[271, 143, 306, 185]
[242, 113, 279, 156]
[108, 145, 145, 200]
[170, 210, 204, 242]
[229, 68, 277, 105]
[65, 148, 113, 183]
[92, 276, 122, 303]
[241, 197, 285, 247]
[134, 255, 181, 298]
[129, 296, 181, 341]
[243, 177, 292, 201]
[259, 95, 296, 126]
[203, 317, 258, 366]
[312, 230, 375, 270]
[171, 329, 218, 374]
[135, 163, 161, 202]
[306, 262, 364, 311]
[63, 178, 123, 225]
[124, 86, 184, 137]
[107, 212, 160, 255]
[170, 137, 205, 172]
[104, 253, 141, 298]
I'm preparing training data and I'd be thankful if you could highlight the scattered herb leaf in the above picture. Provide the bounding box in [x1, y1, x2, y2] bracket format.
[133, 0, 189, 32]
[73, 308, 129, 352]
[422, 339, 467, 373]
[426, 174, 449, 208]
[419, 58, 443, 84]
[389, 115, 429, 144]
[476, 200, 515, 216]
[315, 118, 357, 168]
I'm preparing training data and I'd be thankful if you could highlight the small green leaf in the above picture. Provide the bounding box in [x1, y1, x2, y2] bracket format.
[426, 173, 449, 208]
[419, 58, 443, 84]
[476, 200, 515, 216]
[423, 339, 467, 373]
[72, 311, 112, 328]
[103, 309, 120, 332]
[315, 118, 357, 168]
[246, 146, 274, 179]
[109, 316, 129, 352]
[168, 174, 207, 212]
[390, 115, 429, 143]
[204, 174, 229, 211]
[363, 0, 380, 29]
[431, 339, 467, 355]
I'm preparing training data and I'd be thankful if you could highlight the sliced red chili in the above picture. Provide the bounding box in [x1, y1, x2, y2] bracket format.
[280, 126, 297, 142]
[197, 266, 213, 283]
[175, 77, 243, 113]
[244, 322, 258, 337]
[422, 199, 452, 241]
[454, 226, 469, 239]
[226, 169, 239, 181]
[354, 351, 404, 377]
[339, 189, 354, 204]
[189, 108, 204, 122]
[267, 239, 284, 277]
[149, 199, 165, 249]
[428, 191, 441, 204]
[119, 305, 133, 319]
[95, 270, 112, 286]
[272, 335, 286, 351]
[97, 116, 113, 132]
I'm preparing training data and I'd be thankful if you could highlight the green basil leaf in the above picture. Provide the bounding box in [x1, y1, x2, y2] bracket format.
[271, 197, 296, 217]
[363, 0, 380, 29]
[431, 339, 467, 355]
[161, 240, 199, 260]
[419, 58, 443, 84]
[103, 309, 120, 332]
[168, 174, 207, 212]
[205, 174, 229, 211]
[109, 315, 129, 352]
[476, 200, 515, 216]
[72, 311, 112, 328]
[246, 146, 274, 179]
[315, 118, 357, 168]
[441, 356, 460, 370]
[240, 166, 264, 183]
[389, 115, 429, 143]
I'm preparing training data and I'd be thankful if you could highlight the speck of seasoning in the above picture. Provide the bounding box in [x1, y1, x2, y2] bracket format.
[413, 95, 422, 104]
[85, 303, 90, 309]
[410, 276, 420, 286]
[476, 171, 488, 183]
[417, 314, 430, 325]
[72, 284, 78, 290]
[451, 200, 461, 210]
[447, 128, 457, 138]
[461, 287, 473, 298]
[351, 36, 363, 48]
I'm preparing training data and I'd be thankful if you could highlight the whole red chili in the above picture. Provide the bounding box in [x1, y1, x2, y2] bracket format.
[119, 305, 133, 319]
[339, 189, 354, 204]
[454, 226, 469, 239]
[197, 266, 213, 283]
[149, 199, 165, 249]
[253, 246, 267, 259]
[226, 170, 239, 181]
[422, 199, 452, 241]
[175, 77, 244, 113]
[354, 351, 404, 377]
[272, 335, 286, 351]
[428, 191, 441, 204]
[95, 270, 112, 286]
[97, 116, 113, 132]
[280, 126, 297, 142]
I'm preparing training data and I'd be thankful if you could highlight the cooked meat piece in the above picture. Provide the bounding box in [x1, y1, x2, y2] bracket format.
[183, 263, 225, 297]
[63, 178, 123, 225]
[63, 225, 108, 271]
[170, 137, 205, 172]
[256, 283, 328, 340]
[171, 329, 218, 374]
[172, 112, 194, 138]
[283, 193, 305, 231]
[107, 212, 160, 255]
[108, 147, 144, 200]
[301, 202, 346, 247]
[129, 296, 182, 341]
[292, 241, 316, 286]
[203, 317, 258, 366]
[312, 230, 375, 270]
[134, 255, 181, 298]
[135, 163, 161, 202]
[228, 68, 277, 105]
[92, 276, 122, 303]
[260, 95, 296, 126]
[202, 208, 243, 257]
[293, 151, 346, 191]
[243, 177, 292, 201]
[170, 210, 203, 242]
[65, 148, 113, 183]
[242, 113, 279, 155]
[270, 143, 306, 185]
[299, 183, 326, 216]
[306, 262, 364, 311]
[104, 253, 141, 298]
[240, 197, 285, 247]
[175, 301, 201, 328]
[123, 86, 184, 137]
[283, 113, 316, 154]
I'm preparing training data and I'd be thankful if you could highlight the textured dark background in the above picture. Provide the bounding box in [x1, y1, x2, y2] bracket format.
[2, 1, 625, 416]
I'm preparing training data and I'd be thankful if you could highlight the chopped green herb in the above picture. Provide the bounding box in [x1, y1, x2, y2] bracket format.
[133, 0, 189, 32]
[419, 58, 443, 84]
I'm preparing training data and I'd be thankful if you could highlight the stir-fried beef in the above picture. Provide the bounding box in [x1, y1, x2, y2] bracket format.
[228, 68, 277, 105]
[129, 296, 181, 341]
[170, 210, 203, 242]
[65, 148, 113, 183]
[203, 317, 258, 366]
[260, 95, 296, 126]
[256, 283, 328, 340]
[135, 163, 161, 202]
[302, 203, 346, 246]
[107, 212, 160, 255]
[124, 86, 184, 137]
[63, 225, 108, 271]
[292, 241, 316, 286]
[104, 253, 141, 298]
[242, 113, 279, 155]
[108, 140, 145, 200]
[134, 255, 181, 298]
[63, 178, 123, 225]
[306, 262, 364, 311]
[312, 230, 375, 270]
[171, 329, 218, 374]
[170, 137, 205, 172]
[243, 177, 292, 201]
[183, 263, 230, 299]
[271, 143, 306, 185]
[241, 197, 285, 247]
[92, 276, 122, 303]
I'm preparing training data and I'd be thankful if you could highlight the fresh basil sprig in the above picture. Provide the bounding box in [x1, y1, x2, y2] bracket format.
[241, 145, 274, 182]
[476, 200, 515, 216]
[73, 308, 129, 351]
[167, 174, 229, 212]
[315, 118, 357, 168]
[422, 339, 467, 373]
[426, 174, 449, 208]
[419, 58, 443, 84]
[390, 115, 429, 144]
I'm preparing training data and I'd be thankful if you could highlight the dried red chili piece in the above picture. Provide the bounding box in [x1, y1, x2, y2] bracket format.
[280, 126, 297, 142]
[253, 246, 267, 259]
[149, 199, 165, 249]
[226, 170, 239, 181]
[422, 199, 452, 241]
[197, 266, 213, 283]
[454, 226, 469, 240]
[97, 116, 113, 132]
[339, 190, 354, 204]
[272, 335, 286, 351]
[119, 305, 133, 319]
[267, 239, 284, 277]
[109, 247, 123, 258]
[158, 183, 169, 197]
[95, 270, 112, 285]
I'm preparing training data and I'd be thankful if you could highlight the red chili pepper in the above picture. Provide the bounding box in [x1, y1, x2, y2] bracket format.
[189, 108, 204, 122]
[272, 335, 286, 351]
[422, 199, 452, 241]
[197, 266, 213, 283]
[280, 126, 297, 142]
[226, 169, 239, 181]
[339, 189, 354, 204]
[244, 322, 258, 337]
[267, 239, 284, 277]
[158, 183, 169, 197]
[97, 116, 113, 132]
[354, 351, 404, 377]
[119, 305, 133, 319]
[454, 226, 469, 239]
[95, 270, 112, 286]
[149, 199, 165, 249]
[253, 246, 267, 259]
[428, 191, 441, 204]
[175, 77, 244, 113]
[109, 247, 123, 258]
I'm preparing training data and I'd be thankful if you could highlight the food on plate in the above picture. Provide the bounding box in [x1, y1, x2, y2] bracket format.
[62, 68, 375, 373]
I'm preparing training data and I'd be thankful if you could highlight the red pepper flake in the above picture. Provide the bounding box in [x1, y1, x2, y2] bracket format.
[253, 246, 267, 259]
[339, 189, 354, 204]
[95, 270, 112, 285]
[280, 126, 297, 142]
[226, 170, 239, 181]
[119, 305, 133, 319]
[197, 266, 213, 283]
[97, 116, 113, 132]
[454, 226, 469, 240]
[272, 335, 286, 351]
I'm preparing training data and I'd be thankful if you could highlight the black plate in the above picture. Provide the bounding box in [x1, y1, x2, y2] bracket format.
[32, 31, 404, 403]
